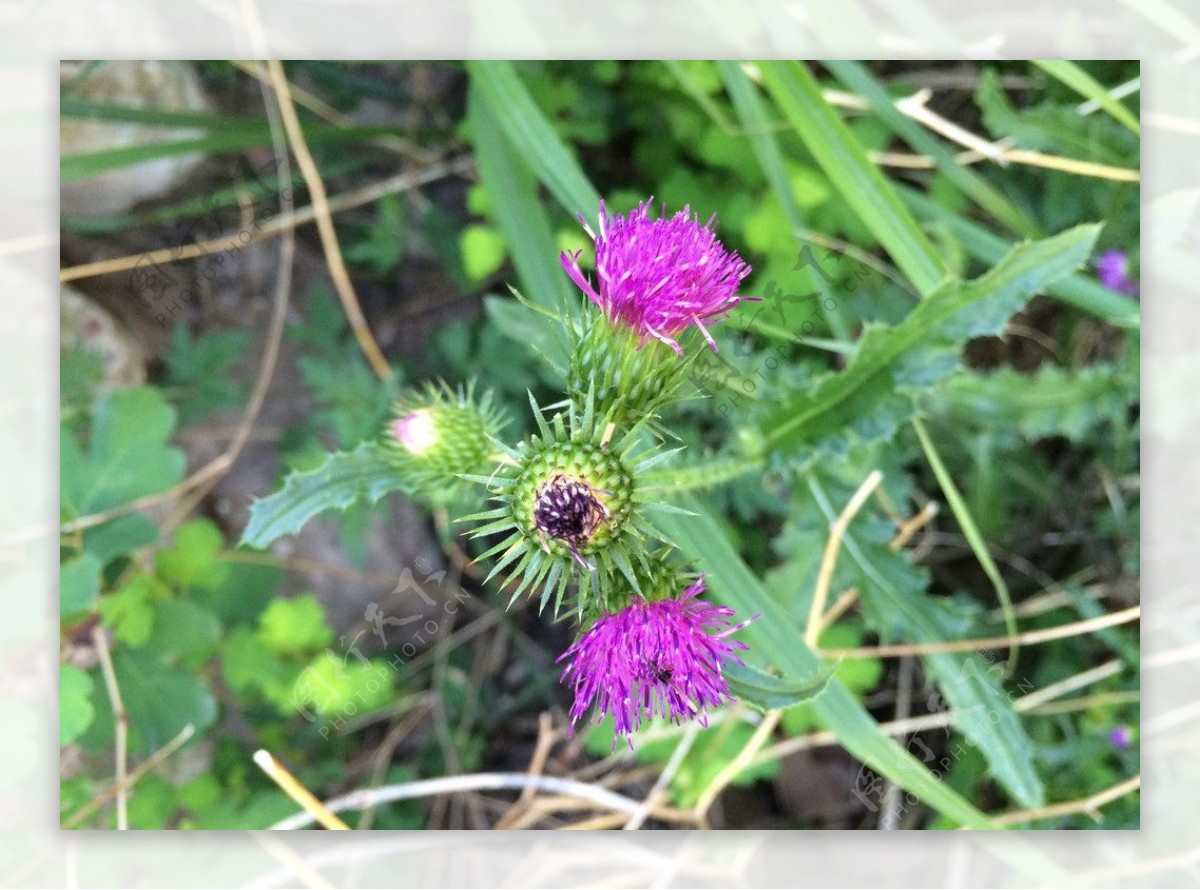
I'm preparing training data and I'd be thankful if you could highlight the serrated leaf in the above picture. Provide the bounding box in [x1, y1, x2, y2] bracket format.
[760, 224, 1102, 459]
[940, 361, 1137, 443]
[81, 514, 158, 566]
[61, 552, 102, 617]
[241, 443, 403, 549]
[725, 659, 838, 712]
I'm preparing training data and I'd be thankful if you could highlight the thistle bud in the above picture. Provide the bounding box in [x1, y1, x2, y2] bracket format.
[463, 396, 674, 617]
[384, 382, 507, 503]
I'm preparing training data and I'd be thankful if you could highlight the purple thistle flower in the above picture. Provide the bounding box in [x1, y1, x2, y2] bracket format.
[557, 574, 756, 746]
[560, 199, 753, 355]
[1096, 249, 1138, 296]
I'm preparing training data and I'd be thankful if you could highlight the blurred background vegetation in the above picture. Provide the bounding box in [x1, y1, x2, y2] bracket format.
[60, 60, 1139, 829]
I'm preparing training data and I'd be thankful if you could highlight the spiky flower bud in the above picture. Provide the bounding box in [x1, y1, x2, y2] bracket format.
[462, 393, 675, 617]
[383, 382, 507, 504]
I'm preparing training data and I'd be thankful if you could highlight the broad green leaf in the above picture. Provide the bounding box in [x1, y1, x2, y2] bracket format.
[465, 61, 600, 216]
[142, 599, 222, 666]
[60, 664, 95, 746]
[760, 224, 1101, 457]
[113, 648, 217, 752]
[81, 514, 158, 566]
[294, 651, 394, 716]
[807, 475, 1045, 809]
[97, 573, 162, 647]
[82, 648, 218, 754]
[240, 442, 402, 549]
[61, 386, 186, 518]
[757, 60, 948, 297]
[156, 519, 230, 592]
[725, 660, 838, 712]
[257, 594, 334, 655]
[900, 185, 1138, 329]
[61, 552, 102, 617]
[653, 495, 998, 828]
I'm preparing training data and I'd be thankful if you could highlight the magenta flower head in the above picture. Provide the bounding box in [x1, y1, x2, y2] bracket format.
[560, 199, 753, 355]
[557, 574, 756, 746]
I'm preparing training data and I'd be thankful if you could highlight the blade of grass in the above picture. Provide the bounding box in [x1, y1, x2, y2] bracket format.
[714, 60, 850, 339]
[823, 60, 1040, 239]
[467, 84, 572, 313]
[465, 61, 600, 216]
[757, 60, 949, 298]
[912, 417, 1019, 669]
[61, 123, 419, 183]
[1032, 61, 1140, 136]
[653, 495, 998, 829]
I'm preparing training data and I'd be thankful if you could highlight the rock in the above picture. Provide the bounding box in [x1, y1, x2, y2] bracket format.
[61, 61, 212, 218]
[60, 283, 146, 390]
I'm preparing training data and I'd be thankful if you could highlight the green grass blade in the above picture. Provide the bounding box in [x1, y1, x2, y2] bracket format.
[465, 61, 600, 216]
[467, 85, 572, 312]
[757, 60, 949, 298]
[912, 418, 1019, 667]
[61, 123, 416, 183]
[654, 494, 998, 828]
[714, 60, 850, 339]
[1032, 60, 1140, 135]
[823, 60, 1040, 239]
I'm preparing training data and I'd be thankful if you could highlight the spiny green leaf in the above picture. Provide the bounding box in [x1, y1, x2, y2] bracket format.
[725, 660, 838, 713]
[240, 443, 403, 549]
[760, 223, 1102, 457]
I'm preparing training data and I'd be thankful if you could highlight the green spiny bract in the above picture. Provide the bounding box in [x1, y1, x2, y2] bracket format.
[383, 381, 508, 505]
[565, 315, 699, 432]
[461, 389, 680, 619]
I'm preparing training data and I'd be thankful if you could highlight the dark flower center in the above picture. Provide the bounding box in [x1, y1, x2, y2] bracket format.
[533, 474, 609, 565]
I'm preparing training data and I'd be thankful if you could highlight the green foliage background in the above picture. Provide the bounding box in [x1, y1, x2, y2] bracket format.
[60, 60, 1139, 829]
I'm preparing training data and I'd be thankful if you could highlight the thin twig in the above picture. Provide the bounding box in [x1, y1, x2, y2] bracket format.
[494, 713, 558, 830]
[623, 721, 702, 830]
[254, 750, 351, 830]
[820, 606, 1140, 660]
[805, 470, 883, 648]
[267, 772, 651, 830]
[59, 155, 473, 284]
[90, 627, 127, 829]
[62, 723, 195, 829]
[816, 586, 859, 634]
[264, 58, 390, 381]
[985, 775, 1140, 828]
[693, 710, 781, 823]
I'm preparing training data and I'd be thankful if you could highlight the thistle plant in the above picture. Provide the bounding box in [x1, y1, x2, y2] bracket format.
[246, 198, 765, 746]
